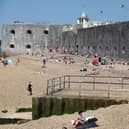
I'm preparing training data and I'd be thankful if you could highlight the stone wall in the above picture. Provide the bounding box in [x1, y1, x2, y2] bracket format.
[62, 31, 77, 52]
[1, 24, 64, 55]
[62, 21, 129, 59]
[2, 21, 129, 59]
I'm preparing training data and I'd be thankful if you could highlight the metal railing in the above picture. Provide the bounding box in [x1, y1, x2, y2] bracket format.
[46, 75, 129, 98]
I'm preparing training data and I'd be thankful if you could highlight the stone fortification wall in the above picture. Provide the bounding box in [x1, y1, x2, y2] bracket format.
[2, 21, 129, 59]
[62, 31, 77, 52]
[1, 24, 63, 55]
[62, 21, 129, 59]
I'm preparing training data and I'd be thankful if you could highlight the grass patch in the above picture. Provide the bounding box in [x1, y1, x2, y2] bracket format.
[0, 118, 31, 124]
[17, 119, 31, 124]
[16, 108, 32, 113]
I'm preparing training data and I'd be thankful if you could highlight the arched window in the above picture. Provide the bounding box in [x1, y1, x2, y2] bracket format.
[81, 45, 83, 49]
[27, 30, 32, 34]
[10, 44, 15, 48]
[26, 44, 31, 49]
[88, 46, 89, 50]
[122, 46, 126, 54]
[44, 30, 48, 34]
[113, 46, 117, 51]
[99, 46, 102, 50]
[122, 46, 126, 50]
[105, 46, 109, 51]
[10, 30, 15, 34]
[93, 46, 96, 50]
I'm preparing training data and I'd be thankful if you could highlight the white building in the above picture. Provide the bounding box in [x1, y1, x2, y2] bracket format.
[77, 11, 110, 29]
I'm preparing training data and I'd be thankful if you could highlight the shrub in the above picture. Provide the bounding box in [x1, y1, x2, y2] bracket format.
[1, 109, 8, 113]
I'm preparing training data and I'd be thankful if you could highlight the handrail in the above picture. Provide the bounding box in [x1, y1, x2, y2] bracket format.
[46, 75, 129, 98]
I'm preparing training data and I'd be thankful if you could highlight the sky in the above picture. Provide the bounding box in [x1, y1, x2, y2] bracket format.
[0, 0, 129, 37]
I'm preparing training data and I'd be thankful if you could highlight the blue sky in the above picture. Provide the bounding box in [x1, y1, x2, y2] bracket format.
[0, 0, 129, 37]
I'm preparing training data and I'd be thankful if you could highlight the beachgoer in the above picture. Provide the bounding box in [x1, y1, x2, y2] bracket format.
[72, 111, 85, 127]
[63, 56, 68, 64]
[27, 81, 32, 95]
[78, 111, 86, 122]
[16, 56, 20, 65]
[98, 56, 101, 63]
[2, 58, 8, 67]
[42, 56, 47, 68]
[92, 56, 98, 66]
[79, 111, 98, 123]
[72, 117, 83, 128]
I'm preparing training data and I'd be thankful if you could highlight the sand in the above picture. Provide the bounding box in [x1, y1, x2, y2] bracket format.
[0, 53, 129, 129]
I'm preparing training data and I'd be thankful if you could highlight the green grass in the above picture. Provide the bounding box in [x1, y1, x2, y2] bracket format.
[16, 108, 32, 113]
[16, 119, 31, 124]
[0, 118, 31, 124]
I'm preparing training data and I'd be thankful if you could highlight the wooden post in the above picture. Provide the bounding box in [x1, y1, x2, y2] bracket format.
[121, 77, 124, 89]
[53, 78, 55, 93]
[46, 80, 49, 95]
[108, 85, 110, 98]
[59, 76, 61, 89]
[51, 79, 55, 95]
[79, 85, 81, 97]
[68, 75, 70, 88]
[63, 76, 65, 89]
[93, 76, 95, 90]
[50, 79, 53, 95]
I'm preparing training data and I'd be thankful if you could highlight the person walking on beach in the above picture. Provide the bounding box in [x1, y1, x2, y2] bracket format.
[42, 55, 47, 68]
[16, 56, 20, 65]
[27, 81, 32, 95]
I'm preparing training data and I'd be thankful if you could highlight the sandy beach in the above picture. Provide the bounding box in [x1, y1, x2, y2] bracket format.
[0, 53, 129, 129]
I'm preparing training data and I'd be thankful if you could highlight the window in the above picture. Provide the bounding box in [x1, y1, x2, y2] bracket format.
[93, 46, 96, 50]
[26, 44, 31, 49]
[27, 30, 32, 34]
[113, 46, 117, 51]
[99, 46, 102, 50]
[122, 46, 126, 54]
[88, 46, 89, 50]
[10, 30, 15, 34]
[44, 30, 48, 34]
[105, 46, 109, 51]
[122, 46, 126, 50]
[10, 44, 15, 48]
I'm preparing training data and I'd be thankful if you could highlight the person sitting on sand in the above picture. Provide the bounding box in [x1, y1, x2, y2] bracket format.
[63, 56, 68, 64]
[72, 111, 97, 128]
[72, 111, 85, 127]
[2, 58, 8, 67]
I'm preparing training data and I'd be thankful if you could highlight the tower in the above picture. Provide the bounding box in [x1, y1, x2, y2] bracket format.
[77, 11, 89, 28]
